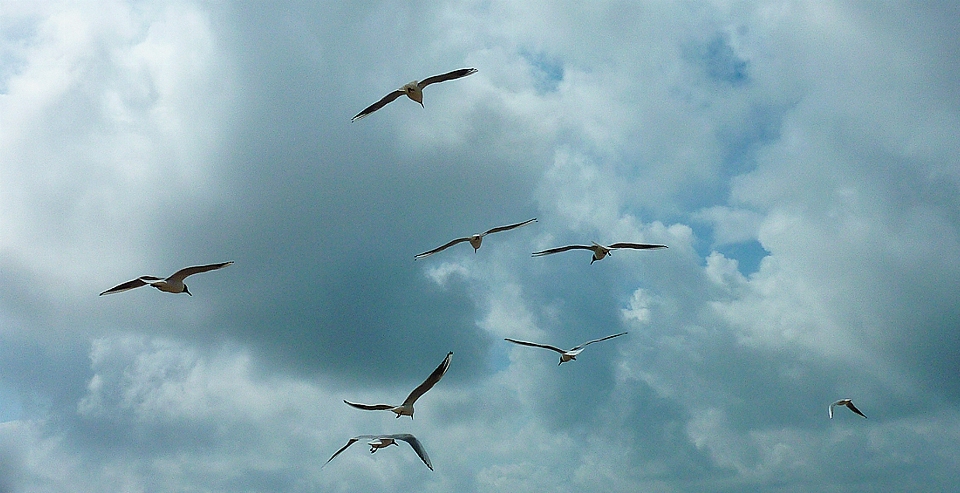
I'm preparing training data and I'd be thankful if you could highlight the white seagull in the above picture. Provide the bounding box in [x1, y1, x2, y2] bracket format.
[504, 332, 628, 365]
[829, 399, 867, 419]
[351, 68, 478, 122]
[415, 218, 537, 259]
[99, 261, 234, 296]
[532, 242, 668, 264]
[343, 351, 452, 419]
[324, 434, 433, 471]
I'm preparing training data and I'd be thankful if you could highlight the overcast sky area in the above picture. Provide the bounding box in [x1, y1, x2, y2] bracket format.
[2, 1, 960, 491]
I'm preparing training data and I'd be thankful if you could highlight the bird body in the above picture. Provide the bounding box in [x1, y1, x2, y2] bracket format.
[829, 398, 867, 419]
[532, 242, 667, 264]
[504, 332, 628, 365]
[352, 68, 478, 121]
[324, 434, 433, 470]
[344, 351, 452, 418]
[415, 218, 537, 259]
[99, 262, 234, 296]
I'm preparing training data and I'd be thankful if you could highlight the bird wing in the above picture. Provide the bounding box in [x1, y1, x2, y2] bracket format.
[829, 402, 836, 419]
[415, 237, 472, 259]
[343, 400, 395, 411]
[402, 352, 453, 407]
[99, 276, 163, 296]
[389, 434, 434, 471]
[504, 338, 566, 354]
[531, 244, 593, 257]
[417, 68, 477, 88]
[845, 401, 867, 418]
[570, 332, 628, 351]
[168, 261, 234, 282]
[607, 242, 669, 250]
[352, 90, 405, 122]
[324, 437, 361, 467]
[481, 218, 537, 236]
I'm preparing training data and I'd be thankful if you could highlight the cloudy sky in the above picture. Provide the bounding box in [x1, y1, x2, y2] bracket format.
[2, 1, 959, 491]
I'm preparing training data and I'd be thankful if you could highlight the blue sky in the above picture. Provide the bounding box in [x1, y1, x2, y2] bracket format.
[2, 1, 959, 491]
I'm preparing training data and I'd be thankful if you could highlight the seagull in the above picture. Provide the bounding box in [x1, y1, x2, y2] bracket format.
[504, 332, 628, 365]
[351, 68, 478, 122]
[324, 434, 433, 471]
[829, 399, 867, 419]
[99, 261, 234, 296]
[343, 351, 452, 419]
[415, 218, 537, 259]
[532, 242, 667, 264]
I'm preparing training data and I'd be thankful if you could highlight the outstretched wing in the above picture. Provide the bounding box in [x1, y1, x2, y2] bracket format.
[168, 261, 234, 282]
[352, 90, 405, 122]
[99, 276, 163, 296]
[845, 401, 868, 418]
[481, 217, 537, 236]
[417, 68, 477, 89]
[571, 332, 628, 351]
[343, 400, 395, 411]
[608, 242, 669, 250]
[531, 244, 593, 257]
[415, 237, 472, 259]
[504, 338, 567, 354]
[389, 434, 434, 471]
[402, 352, 453, 407]
[324, 437, 361, 467]
[829, 402, 836, 419]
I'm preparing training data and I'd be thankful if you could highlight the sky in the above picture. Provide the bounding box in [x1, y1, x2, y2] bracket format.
[1, 1, 959, 491]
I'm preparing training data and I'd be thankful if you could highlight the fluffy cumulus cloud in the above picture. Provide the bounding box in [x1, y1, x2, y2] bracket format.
[2, 0, 959, 491]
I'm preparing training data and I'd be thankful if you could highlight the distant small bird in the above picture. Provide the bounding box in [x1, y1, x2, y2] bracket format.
[344, 352, 452, 419]
[415, 218, 537, 259]
[324, 434, 433, 471]
[504, 332, 628, 365]
[352, 68, 478, 121]
[99, 261, 234, 296]
[829, 399, 867, 419]
[532, 242, 667, 264]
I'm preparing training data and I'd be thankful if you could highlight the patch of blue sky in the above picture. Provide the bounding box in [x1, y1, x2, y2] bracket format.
[520, 49, 564, 93]
[689, 33, 749, 86]
[0, 383, 23, 422]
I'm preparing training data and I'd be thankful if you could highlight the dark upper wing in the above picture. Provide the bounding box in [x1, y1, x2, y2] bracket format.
[504, 338, 566, 354]
[417, 68, 477, 88]
[343, 400, 395, 411]
[531, 244, 593, 257]
[415, 237, 472, 259]
[402, 352, 453, 407]
[481, 218, 537, 236]
[845, 401, 867, 418]
[571, 332, 628, 351]
[352, 90, 405, 122]
[390, 434, 434, 471]
[168, 261, 234, 282]
[99, 276, 162, 296]
[324, 437, 367, 467]
[607, 242, 669, 250]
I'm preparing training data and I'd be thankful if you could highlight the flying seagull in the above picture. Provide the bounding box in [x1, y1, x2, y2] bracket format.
[504, 332, 628, 365]
[415, 218, 537, 259]
[324, 434, 433, 471]
[532, 242, 667, 264]
[351, 68, 478, 121]
[829, 399, 867, 419]
[343, 351, 452, 419]
[99, 261, 234, 296]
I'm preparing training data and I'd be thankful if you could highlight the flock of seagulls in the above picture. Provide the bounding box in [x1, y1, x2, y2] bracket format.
[99, 67, 870, 476]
